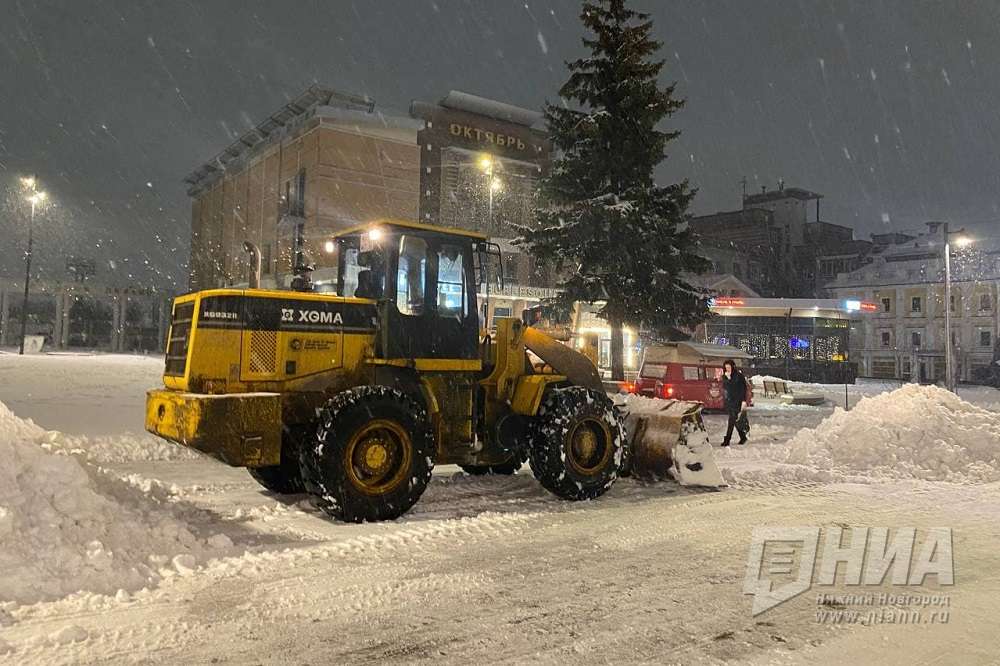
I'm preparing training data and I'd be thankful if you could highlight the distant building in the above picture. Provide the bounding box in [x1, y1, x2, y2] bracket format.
[184, 86, 421, 291]
[825, 222, 1000, 382]
[0, 277, 169, 352]
[691, 209, 783, 295]
[695, 296, 874, 382]
[183, 85, 552, 322]
[742, 185, 824, 249]
[691, 184, 872, 298]
[687, 273, 759, 299]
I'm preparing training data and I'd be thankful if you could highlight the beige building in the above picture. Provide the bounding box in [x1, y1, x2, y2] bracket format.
[826, 222, 1000, 381]
[184, 86, 554, 324]
[185, 86, 422, 290]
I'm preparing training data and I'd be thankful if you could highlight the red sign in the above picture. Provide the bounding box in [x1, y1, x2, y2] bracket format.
[712, 297, 745, 307]
[860, 302, 878, 312]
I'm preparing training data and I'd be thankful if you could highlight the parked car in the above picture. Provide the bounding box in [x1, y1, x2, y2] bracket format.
[633, 342, 754, 410]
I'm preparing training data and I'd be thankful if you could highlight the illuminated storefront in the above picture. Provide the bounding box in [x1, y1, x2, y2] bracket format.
[698, 297, 876, 382]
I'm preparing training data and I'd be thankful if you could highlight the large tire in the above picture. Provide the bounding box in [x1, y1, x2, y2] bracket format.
[299, 386, 435, 522]
[247, 426, 307, 494]
[528, 387, 623, 501]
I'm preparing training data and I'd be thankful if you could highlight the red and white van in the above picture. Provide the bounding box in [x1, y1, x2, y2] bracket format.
[633, 342, 754, 410]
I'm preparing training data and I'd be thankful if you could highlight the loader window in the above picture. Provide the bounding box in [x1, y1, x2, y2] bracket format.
[437, 243, 468, 318]
[396, 235, 427, 316]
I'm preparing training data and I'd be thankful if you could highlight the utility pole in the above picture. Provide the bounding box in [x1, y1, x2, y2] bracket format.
[18, 176, 45, 355]
[943, 222, 972, 392]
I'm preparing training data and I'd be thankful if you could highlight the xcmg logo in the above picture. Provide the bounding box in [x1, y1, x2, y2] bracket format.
[280, 308, 344, 325]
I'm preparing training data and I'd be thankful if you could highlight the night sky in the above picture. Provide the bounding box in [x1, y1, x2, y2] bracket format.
[2, 0, 999, 289]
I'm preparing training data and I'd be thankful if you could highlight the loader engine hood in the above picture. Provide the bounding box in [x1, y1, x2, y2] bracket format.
[163, 289, 377, 393]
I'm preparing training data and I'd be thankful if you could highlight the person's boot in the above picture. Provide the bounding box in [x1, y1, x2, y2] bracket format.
[738, 436, 748, 445]
[720, 440, 731, 447]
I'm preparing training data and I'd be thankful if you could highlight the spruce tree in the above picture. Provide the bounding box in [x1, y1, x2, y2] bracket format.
[517, 0, 711, 381]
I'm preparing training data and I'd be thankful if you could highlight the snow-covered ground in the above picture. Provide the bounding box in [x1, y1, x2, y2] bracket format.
[1, 352, 999, 664]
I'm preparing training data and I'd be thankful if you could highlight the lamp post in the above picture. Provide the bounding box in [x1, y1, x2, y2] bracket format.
[18, 177, 46, 355]
[478, 155, 503, 234]
[943, 222, 972, 392]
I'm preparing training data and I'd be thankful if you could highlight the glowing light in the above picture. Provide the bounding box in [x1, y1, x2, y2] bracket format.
[490, 177, 503, 193]
[27, 191, 46, 205]
[478, 155, 493, 174]
[953, 236, 972, 248]
[368, 227, 384, 241]
[21, 176, 36, 188]
[324, 240, 335, 254]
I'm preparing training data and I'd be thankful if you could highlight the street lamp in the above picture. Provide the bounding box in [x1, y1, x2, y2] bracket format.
[18, 178, 46, 355]
[478, 154, 503, 233]
[943, 222, 972, 392]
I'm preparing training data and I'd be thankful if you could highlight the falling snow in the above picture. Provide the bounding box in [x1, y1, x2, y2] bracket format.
[0, 3, 996, 298]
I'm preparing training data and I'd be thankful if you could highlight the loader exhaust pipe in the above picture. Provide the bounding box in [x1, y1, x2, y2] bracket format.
[243, 241, 262, 289]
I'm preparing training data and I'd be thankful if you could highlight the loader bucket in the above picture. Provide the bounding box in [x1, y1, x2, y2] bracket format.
[621, 399, 727, 488]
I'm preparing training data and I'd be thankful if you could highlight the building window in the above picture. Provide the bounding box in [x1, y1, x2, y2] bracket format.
[980, 330, 992, 348]
[911, 331, 922, 348]
[950, 294, 958, 313]
[262, 243, 272, 275]
[911, 296, 921, 313]
[882, 297, 891, 313]
[280, 169, 306, 217]
[881, 331, 891, 347]
[494, 306, 512, 319]
[980, 294, 992, 312]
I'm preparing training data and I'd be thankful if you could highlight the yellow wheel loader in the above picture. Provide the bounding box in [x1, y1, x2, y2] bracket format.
[146, 220, 633, 522]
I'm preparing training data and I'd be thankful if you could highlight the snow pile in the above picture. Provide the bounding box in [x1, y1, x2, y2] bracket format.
[0, 400, 230, 605]
[749, 374, 784, 385]
[37, 430, 200, 463]
[782, 384, 1000, 482]
[614, 392, 674, 414]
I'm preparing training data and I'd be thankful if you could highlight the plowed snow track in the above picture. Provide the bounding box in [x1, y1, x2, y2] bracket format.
[6, 473, 999, 665]
[2, 355, 999, 665]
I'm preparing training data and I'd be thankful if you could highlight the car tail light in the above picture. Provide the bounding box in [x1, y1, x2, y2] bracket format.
[621, 381, 636, 394]
[658, 383, 674, 398]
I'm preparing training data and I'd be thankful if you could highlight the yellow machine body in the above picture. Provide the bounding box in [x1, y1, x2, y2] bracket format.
[146, 220, 605, 471]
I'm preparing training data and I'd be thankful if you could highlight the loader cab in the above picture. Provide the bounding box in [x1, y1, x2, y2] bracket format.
[323, 221, 492, 360]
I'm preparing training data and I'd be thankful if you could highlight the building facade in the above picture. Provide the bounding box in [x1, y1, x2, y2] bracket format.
[692, 184, 873, 298]
[696, 296, 871, 382]
[825, 223, 1000, 382]
[0, 277, 170, 353]
[185, 86, 422, 291]
[184, 86, 555, 324]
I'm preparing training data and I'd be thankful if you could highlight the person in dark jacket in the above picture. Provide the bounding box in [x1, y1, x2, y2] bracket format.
[721, 359, 749, 446]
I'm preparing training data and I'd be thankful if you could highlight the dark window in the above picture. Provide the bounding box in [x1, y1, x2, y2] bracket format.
[261, 243, 272, 275]
[911, 296, 921, 313]
[981, 331, 992, 348]
[882, 297, 891, 313]
[981, 294, 992, 312]
[911, 331, 921, 347]
[881, 331, 891, 347]
[280, 169, 306, 217]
